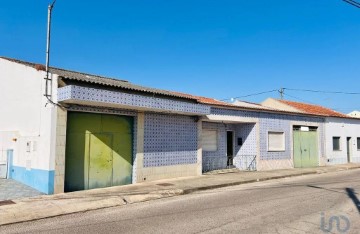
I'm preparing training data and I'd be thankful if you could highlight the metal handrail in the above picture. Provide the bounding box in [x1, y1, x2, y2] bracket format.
[247, 155, 257, 171]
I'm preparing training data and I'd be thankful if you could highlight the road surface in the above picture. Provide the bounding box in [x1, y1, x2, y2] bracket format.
[1, 169, 360, 234]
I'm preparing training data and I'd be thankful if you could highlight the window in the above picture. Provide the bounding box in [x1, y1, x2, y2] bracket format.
[268, 132, 285, 151]
[333, 137, 341, 151]
[357, 138, 360, 150]
[202, 130, 217, 151]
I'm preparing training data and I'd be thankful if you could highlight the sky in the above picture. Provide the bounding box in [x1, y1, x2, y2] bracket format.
[1, 0, 360, 113]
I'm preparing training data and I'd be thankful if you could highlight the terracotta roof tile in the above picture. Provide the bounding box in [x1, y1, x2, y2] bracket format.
[278, 99, 348, 118]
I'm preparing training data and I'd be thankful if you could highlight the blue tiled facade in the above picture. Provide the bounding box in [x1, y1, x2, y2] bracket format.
[202, 122, 257, 171]
[143, 113, 198, 167]
[259, 112, 324, 161]
[204, 107, 325, 171]
[58, 85, 210, 115]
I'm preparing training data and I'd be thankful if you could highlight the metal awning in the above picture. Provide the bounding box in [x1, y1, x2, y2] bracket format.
[202, 114, 258, 124]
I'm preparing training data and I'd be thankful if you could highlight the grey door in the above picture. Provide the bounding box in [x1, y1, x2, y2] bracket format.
[347, 137, 351, 163]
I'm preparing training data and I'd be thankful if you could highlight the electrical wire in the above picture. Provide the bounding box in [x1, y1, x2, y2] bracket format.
[220, 89, 278, 101]
[283, 88, 360, 95]
[342, 0, 360, 8]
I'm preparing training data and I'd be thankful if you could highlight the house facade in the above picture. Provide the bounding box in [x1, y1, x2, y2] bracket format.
[0, 57, 358, 195]
[262, 98, 360, 166]
[0, 57, 208, 194]
[200, 102, 325, 172]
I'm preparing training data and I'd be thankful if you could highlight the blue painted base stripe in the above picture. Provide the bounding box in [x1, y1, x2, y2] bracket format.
[9, 166, 55, 194]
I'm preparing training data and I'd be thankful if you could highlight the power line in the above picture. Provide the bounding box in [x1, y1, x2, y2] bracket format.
[342, 0, 360, 8]
[220, 89, 278, 101]
[284, 88, 360, 95]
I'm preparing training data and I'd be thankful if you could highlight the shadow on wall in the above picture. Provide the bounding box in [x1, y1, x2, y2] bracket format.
[65, 112, 134, 192]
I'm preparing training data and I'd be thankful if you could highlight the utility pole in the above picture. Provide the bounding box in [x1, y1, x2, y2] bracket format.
[44, 0, 57, 105]
[279, 88, 285, 100]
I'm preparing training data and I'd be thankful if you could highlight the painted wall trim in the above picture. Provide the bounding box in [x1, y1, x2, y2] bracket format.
[10, 166, 54, 194]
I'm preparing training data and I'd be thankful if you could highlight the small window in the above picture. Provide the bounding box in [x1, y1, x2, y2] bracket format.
[202, 130, 217, 151]
[333, 137, 341, 151]
[357, 138, 360, 150]
[268, 132, 285, 151]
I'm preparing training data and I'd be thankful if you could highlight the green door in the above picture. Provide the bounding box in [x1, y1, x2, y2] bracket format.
[88, 133, 113, 189]
[293, 131, 302, 168]
[293, 130, 319, 168]
[65, 112, 133, 192]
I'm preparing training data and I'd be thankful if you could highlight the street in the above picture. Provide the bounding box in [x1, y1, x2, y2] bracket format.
[1, 169, 360, 234]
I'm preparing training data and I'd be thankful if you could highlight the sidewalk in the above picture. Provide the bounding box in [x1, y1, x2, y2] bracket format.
[1, 163, 360, 226]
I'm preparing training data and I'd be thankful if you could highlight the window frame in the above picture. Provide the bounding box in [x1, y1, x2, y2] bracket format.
[357, 137, 360, 151]
[267, 131, 285, 152]
[332, 136, 341, 151]
[202, 129, 218, 152]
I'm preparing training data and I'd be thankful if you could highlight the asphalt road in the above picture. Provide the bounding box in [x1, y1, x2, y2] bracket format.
[1, 169, 360, 234]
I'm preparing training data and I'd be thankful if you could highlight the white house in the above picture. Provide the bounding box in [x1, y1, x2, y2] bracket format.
[348, 111, 360, 118]
[262, 98, 360, 165]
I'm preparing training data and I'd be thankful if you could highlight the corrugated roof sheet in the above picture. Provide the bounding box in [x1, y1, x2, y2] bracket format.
[2, 56, 347, 118]
[171, 91, 299, 113]
[278, 99, 349, 118]
[0, 57, 198, 101]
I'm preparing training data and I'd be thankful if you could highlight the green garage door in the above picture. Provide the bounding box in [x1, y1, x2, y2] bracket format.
[65, 112, 133, 192]
[293, 128, 319, 168]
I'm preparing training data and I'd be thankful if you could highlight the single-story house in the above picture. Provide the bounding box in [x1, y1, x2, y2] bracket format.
[198, 99, 326, 171]
[262, 98, 360, 165]
[348, 111, 360, 118]
[0, 57, 210, 194]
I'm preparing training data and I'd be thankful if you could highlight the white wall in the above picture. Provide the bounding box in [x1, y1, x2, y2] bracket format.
[325, 117, 360, 164]
[0, 59, 57, 172]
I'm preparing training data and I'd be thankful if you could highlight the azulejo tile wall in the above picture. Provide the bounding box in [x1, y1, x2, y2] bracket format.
[202, 122, 257, 171]
[210, 107, 324, 161]
[233, 123, 257, 170]
[58, 85, 210, 115]
[143, 113, 198, 167]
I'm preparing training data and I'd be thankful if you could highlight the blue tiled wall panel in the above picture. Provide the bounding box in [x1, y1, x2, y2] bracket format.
[143, 113, 198, 167]
[58, 85, 210, 115]
[233, 124, 257, 170]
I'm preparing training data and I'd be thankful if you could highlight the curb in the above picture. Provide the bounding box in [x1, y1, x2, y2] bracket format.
[182, 166, 360, 194]
[1, 166, 359, 226]
[183, 171, 318, 194]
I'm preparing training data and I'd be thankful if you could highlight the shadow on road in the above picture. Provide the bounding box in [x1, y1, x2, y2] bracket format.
[306, 185, 345, 194]
[345, 188, 360, 214]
